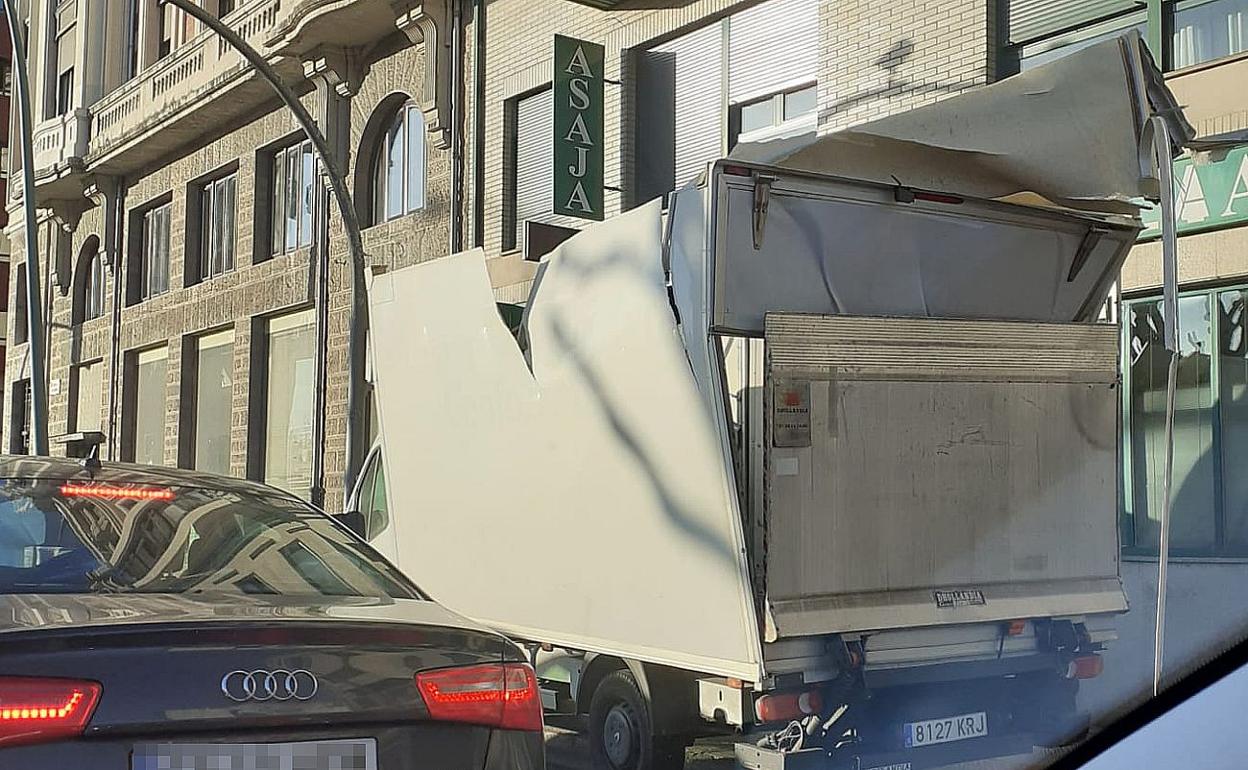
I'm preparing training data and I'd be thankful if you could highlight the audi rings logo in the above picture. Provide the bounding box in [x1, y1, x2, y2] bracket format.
[221, 669, 319, 702]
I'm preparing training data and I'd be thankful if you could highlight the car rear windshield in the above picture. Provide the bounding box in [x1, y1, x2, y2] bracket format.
[0, 478, 420, 600]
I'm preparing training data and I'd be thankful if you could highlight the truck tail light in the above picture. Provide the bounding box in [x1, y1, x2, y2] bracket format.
[1068, 655, 1104, 680]
[755, 689, 823, 724]
[416, 662, 543, 731]
[0, 677, 102, 747]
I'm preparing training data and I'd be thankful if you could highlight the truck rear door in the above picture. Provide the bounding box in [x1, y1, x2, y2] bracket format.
[762, 313, 1125, 637]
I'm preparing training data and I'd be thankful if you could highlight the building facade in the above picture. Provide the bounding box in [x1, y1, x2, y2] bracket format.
[1001, 0, 1248, 721]
[3, 0, 463, 505]
[3, 0, 1003, 504]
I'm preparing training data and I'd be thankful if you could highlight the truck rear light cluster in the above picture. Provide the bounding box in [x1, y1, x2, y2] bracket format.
[0, 677, 102, 747]
[416, 662, 543, 731]
[754, 689, 823, 724]
[1066, 654, 1104, 680]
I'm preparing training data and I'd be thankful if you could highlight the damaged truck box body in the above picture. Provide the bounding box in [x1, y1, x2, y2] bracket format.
[359, 33, 1190, 770]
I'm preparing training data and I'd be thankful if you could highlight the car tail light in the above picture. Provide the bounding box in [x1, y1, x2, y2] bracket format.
[0, 677, 102, 747]
[416, 663, 542, 731]
[1067, 655, 1104, 680]
[755, 689, 823, 724]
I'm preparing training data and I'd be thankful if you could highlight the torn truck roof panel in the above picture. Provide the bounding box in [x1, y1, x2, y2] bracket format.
[731, 32, 1192, 215]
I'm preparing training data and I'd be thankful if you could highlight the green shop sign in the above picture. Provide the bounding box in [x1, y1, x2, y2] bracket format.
[553, 35, 604, 221]
[1140, 145, 1248, 239]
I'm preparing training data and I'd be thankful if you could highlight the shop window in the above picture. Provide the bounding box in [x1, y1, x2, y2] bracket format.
[1123, 285, 1248, 556]
[124, 346, 168, 466]
[259, 309, 315, 500]
[72, 360, 104, 434]
[189, 329, 234, 476]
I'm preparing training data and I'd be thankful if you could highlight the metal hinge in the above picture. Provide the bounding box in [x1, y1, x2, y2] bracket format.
[752, 173, 776, 250]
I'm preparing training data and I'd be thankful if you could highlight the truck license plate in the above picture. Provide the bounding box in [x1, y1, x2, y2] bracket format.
[903, 711, 988, 748]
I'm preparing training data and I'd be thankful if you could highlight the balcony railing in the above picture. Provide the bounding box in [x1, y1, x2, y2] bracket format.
[32, 109, 90, 178]
[89, 0, 283, 161]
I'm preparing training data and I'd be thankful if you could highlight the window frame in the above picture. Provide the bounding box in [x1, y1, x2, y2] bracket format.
[370, 102, 427, 226]
[74, 243, 106, 325]
[1121, 281, 1248, 558]
[268, 138, 314, 258]
[140, 201, 172, 301]
[728, 82, 818, 150]
[1168, 0, 1248, 71]
[195, 170, 239, 283]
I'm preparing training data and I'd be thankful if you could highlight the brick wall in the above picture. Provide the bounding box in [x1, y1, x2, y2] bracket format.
[818, 0, 994, 132]
[471, 0, 998, 269]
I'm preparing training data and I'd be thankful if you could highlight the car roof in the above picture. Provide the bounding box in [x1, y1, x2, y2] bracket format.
[0, 454, 306, 504]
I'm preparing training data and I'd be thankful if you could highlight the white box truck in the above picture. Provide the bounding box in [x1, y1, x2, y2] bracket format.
[347, 34, 1191, 770]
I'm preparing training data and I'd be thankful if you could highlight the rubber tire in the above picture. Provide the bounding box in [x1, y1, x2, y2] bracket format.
[588, 670, 687, 770]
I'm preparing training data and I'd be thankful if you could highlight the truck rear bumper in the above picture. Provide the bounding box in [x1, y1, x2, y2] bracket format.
[740, 669, 1083, 769]
[736, 732, 1036, 770]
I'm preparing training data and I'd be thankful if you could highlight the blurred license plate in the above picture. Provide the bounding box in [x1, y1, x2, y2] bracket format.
[903, 711, 987, 748]
[132, 739, 376, 770]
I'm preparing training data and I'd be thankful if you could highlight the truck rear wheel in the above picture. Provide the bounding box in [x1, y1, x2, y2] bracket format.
[588, 670, 687, 770]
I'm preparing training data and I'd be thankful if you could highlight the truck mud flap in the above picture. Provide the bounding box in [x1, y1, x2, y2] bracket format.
[735, 733, 1035, 770]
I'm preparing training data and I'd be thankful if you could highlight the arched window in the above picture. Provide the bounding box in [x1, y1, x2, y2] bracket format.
[371, 102, 426, 224]
[73, 236, 105, 325]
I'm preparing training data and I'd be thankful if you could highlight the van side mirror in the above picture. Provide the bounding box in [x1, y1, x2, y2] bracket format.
[334, 510, 366, 538]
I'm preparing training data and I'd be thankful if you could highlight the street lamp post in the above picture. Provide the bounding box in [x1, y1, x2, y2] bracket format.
[158, 0, 370, 507]
[3, 0, 50, 456]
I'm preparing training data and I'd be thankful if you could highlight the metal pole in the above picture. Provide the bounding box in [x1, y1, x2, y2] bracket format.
[158, 0, 370, 503]
[309, 167, 331, 509]
[1142, 115, 1180, 697]
[4, 0, 50, 455]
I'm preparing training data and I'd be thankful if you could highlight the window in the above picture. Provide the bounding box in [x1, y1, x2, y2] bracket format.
[123, 0, 140, 82]
[218, 0, 237, 16]
[355, 452, 391, 542]
[138, 202, 172, 301]
[47, 0, 77, 118]
[262, 310, 315, 500]
[72, 360, 103, 434]
[1123, 285, 1248, 556]
[199, 172, 237, 281]
[729, 84, 817, 148]
[13, 263, 27, 345]
[9, 379, 29, 454]
[1018, 13, 1149, 70]
[73, 238, 105, 325]
[127, 346, 168, 466]
[56, 70, 74, 116]
[158, 3, 174, 59]
[0, 481, 418, 599]
[1172, 0, 1248, 68]
[190, 329, 234, 475]
[270, 139, 314, 257]
[371, 102, 427, 224]
[510, 88, 553, 249]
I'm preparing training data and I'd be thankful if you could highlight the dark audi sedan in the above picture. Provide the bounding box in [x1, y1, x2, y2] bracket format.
[0, 456, 544, 769]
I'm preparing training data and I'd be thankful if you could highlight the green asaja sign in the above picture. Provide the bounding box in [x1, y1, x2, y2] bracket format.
[553, 35, 604, 221]
[1140, 144, 1248, 239]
